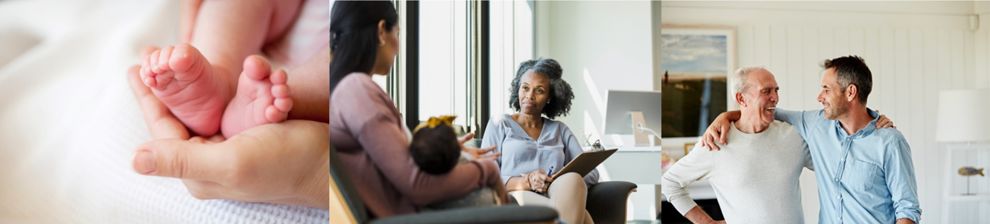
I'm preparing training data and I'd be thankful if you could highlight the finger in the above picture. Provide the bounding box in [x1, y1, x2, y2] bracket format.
[189, 135, 224, 144]
[188, 136, 208, 144]
[459, 133, 475, 145]
[478, 146, 495, 153]
[480, 152, 501, 160]
[127, 65, 189, 140]
[704, 132, 719, 151]
[706, 132, 721, 151]
[206, 134, 226, 143]
[702, 133, 713, 149]
[718, 125, 729, 145]
[134, 139, 231, 181]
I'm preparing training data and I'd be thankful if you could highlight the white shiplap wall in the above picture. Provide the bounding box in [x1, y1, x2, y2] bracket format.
[664, 1, 990, 223]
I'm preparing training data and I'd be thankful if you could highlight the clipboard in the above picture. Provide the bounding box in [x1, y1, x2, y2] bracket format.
[551, 148, 618, 179]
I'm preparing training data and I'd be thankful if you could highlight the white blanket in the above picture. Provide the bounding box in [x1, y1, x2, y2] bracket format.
[0, 0, 329, 223]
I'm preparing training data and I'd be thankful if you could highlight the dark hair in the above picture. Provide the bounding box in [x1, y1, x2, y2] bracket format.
[823, 55, 872, 104]
[409, 125, 461, 175]
[509, 58, 574, 119]
[329, 1, 398, 94]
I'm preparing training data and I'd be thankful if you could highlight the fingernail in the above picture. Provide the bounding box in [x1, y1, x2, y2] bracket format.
[134, 150, 156, 174]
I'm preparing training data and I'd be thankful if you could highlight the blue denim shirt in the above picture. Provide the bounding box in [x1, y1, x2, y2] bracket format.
[776, 109, 921, 223]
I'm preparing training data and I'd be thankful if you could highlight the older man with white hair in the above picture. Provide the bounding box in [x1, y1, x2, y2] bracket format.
[661, 67, 813, 223]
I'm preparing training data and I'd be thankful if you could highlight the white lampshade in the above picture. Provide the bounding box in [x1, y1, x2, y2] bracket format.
[935, 89, 990, 142]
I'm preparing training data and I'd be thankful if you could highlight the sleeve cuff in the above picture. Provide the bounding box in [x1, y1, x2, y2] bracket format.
[896, 210, 921, 223]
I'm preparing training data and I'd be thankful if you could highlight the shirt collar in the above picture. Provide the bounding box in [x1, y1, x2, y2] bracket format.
[833, 108, 880, 138]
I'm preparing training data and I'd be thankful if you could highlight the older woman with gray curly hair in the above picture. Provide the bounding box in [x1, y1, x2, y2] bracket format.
[481, 58, 598, 224]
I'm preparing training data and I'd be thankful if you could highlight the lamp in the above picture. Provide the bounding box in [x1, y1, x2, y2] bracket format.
[936, 89, 990, 142]
[936, 89, 990, 195]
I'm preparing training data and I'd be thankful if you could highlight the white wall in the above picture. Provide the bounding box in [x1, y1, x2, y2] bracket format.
[536, 0, 656, 145]
[975, 2, 990, 89]
[664, 1, 990, 223]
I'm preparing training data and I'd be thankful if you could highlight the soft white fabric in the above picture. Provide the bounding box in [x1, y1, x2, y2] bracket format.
[660, 121, 811, 224]
[0, 0, 327, 223]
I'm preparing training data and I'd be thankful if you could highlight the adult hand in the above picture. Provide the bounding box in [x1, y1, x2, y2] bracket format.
[701, 113, 732, 151]
[876, 110, 895, 128]
[525, 170, 552, 193]
[459, 133, 500, 160]
[128, 65, 330, 209]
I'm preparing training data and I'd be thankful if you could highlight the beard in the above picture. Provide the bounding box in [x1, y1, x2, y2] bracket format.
[824, 100, 848, 120]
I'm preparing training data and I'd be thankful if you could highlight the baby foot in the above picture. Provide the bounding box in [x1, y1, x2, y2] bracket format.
[220, 55, 293, 138]
[139, 44, 232, 136]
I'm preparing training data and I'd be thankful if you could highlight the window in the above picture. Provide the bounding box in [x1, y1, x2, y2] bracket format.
[419, 1, 469, 128]
[382, 0, 534, 136]
[489, 1, 535, 121]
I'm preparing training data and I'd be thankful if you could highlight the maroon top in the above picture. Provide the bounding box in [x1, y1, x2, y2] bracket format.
[330, 73, 501, 217]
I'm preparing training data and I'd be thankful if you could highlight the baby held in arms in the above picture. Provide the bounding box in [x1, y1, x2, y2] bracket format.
[411, 115, 504, 209]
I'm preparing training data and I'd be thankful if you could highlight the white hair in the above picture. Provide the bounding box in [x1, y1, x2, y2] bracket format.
[732, 66, 771, 94]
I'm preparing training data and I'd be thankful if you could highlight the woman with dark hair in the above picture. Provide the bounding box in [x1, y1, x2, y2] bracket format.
[328, 1, 506, 218]
[481, 58, 598, 224]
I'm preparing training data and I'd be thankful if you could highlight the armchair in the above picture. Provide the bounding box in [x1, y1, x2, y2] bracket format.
[330, 146, 559, 224]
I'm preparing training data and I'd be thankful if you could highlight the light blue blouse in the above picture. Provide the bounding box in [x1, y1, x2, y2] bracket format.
[481, 114, 599, 186]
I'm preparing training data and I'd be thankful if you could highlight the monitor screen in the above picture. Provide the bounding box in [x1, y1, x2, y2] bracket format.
[603, 90, 663, 135]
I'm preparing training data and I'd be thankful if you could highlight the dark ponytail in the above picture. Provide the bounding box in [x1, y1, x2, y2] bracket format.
[329, 1, 398, 95]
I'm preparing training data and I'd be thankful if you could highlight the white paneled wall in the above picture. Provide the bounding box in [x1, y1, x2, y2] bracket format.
[664, 1, 988, 223]
[976, 9, 990, 89]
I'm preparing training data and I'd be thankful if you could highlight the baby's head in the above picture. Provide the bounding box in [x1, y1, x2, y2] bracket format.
[410, 115, 461, 175]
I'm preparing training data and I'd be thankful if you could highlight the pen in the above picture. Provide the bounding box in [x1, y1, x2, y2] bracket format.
[548, 165, 554, 175]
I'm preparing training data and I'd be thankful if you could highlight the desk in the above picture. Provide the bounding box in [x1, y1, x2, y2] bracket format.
[596, 146, 716, 221]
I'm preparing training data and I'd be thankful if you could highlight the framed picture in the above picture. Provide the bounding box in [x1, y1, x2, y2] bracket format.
[659, 25, 735, 139]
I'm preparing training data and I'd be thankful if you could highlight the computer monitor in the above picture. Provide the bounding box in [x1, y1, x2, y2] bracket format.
[604, 90, 662, 146]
